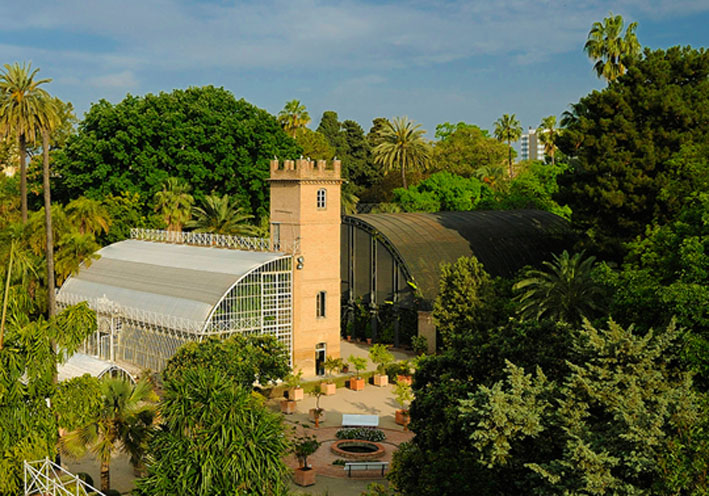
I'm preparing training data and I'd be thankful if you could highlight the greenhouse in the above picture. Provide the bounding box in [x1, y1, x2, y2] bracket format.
[342, 209, 572, 310]
[57, 230, 292, 373]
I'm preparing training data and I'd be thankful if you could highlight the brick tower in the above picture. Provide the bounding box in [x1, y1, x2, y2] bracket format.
[269, 158, 342, 377]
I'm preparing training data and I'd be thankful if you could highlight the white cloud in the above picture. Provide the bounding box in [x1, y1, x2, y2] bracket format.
[7, 0, 688, 75]
[87, 71, 138, 89]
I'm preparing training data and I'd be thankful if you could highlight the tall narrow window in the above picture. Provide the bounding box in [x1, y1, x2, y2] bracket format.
[316, 291, 326, 318]
[317, 188, 327, 209]
[271, 223, 281, 250]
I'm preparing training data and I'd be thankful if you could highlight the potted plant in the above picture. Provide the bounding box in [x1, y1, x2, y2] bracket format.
[308, 382, 326, 427]
[286, 369, 304, 401]
[280, 369, 303, 414]
[293, 428, 321, 487]
[394, 379, 414, 430]
[347, 355, 367, 391]
[396, 359, 414, 386]
[368, 344, 394, 387]
[323, 357, 343, 395]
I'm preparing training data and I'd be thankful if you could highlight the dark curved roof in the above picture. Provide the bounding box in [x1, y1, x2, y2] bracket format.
[345, 210, 571, 304]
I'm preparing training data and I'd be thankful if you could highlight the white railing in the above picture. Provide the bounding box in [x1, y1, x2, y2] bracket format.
[24, 458, 105, 496]
[130, 228, 273, 251]
[57, 292, 271, 337]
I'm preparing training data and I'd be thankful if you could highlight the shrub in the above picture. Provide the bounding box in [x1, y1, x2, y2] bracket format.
[411, 335, 428, 355]
[336, 427, 386, 442]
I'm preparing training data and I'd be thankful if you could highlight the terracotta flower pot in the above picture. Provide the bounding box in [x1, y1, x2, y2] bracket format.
[395, 409, 410, 428]
[323, 382, 337, 395]
[349, 377, 365, 391]
[294, 467, 316, 487]
[280, 399, 296, 414]
[396, 374, 413, 386]
[373, 374, 388, 387]
[290, 387, 304, 401]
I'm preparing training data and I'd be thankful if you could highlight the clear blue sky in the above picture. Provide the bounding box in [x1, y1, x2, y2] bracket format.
[2, 0, 708, 138]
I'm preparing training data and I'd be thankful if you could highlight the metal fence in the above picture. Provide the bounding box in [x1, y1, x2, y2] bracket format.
[24, 458, 105, 496]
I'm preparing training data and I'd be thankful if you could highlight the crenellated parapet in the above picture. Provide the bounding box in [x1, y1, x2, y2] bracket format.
[269, 158, 342, 182]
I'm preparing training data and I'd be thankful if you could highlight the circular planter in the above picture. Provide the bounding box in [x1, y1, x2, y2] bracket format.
[330, 440, 385, 461]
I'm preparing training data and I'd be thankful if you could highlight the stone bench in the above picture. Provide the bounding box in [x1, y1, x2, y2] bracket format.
[344, 461, 389, 477]
[341, 414, 379, 427]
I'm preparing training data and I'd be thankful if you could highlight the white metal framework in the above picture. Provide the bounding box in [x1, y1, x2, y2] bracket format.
[24, 458, 105, 496]
[57, 232, 294, 372]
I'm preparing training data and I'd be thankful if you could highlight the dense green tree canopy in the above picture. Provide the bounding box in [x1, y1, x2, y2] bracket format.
[487, 161, 571, 219]
[161, 334, 290, 388]
[599, 191, 709, 389]
[315, 111, 381, 193]
[459, 321, 707, 495]
[431, 125, 507, 177]
[392, 172, 490, 213]
[294, 127, 334, 160]
[53, 86, 300, 220]
[556, 46, 709, 258]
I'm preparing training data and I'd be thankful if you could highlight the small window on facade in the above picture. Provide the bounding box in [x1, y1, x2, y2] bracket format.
[316, 291, 326, 318]
[317, 188, 327, 209]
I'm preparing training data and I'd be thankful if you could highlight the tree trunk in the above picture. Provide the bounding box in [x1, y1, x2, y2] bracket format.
[19, 134, 27, 223]
[100, 460, 110, 493]
[508, 139, 513, 177]
[42, 130, 56, 318]
[401, 163, 407, 189]
[0, 241, 14, 350]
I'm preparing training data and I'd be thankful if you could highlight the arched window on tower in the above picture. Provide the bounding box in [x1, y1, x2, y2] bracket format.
[317, 188, 327, 209]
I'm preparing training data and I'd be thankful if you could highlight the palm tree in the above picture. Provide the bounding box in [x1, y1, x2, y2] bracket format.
[341, 184, 359, 215]
[373, 116, 431, 189]
[186, 194, 258, 236]
[584, 12, 641, 83]
[154, 177, 193, 232]
[493, 114, 522, 177]
[62, 377, 157, 493]
[538, 116, 560, 166]
[0, 62, 53, 223]
[278, 100, 311, 138]
[473, 164, 506, 191]
[40, 108, 59, 317]
[66, 197, 111, 235]
[512, 250, 605, 324]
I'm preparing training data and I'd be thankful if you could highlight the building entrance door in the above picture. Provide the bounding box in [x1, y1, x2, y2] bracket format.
[315, 343, 326, 376]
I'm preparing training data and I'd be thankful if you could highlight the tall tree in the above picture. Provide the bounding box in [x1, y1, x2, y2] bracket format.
[316, 111, 346, 152]
[432, 125, 508, 177]
[277, 99, 310, 138]
[556, 47, 709, 258]
[493, 114, 522, 178]
[0, 62, 53, 223]
[373, 117, 431, 189]
[584, 12, 641, 82]
[62, 377, 157, 492]
[153, 177, 193, 232]
[53, 87, 300, 221]
[186, 194, 258, 236]
[537, 116, 560, 165]
[39, 97, 59, 317]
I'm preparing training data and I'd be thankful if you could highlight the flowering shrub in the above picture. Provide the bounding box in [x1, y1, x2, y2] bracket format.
[335, 427, 386, 442]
